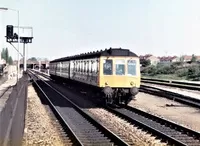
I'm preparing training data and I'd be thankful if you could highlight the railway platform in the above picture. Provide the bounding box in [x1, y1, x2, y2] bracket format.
[0, 70, 28, 146]
[0, 76, 17, 108]
[0, 66, 21, 109]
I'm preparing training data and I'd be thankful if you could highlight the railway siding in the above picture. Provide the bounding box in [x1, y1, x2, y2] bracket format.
[142, 83, 200, 100]
[107, 105, 200, 145]
[131, 92, 200, 132]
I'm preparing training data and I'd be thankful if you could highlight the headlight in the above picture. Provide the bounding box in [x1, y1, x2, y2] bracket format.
[105, 82, 108, 85]
[130, 81, 134, 86]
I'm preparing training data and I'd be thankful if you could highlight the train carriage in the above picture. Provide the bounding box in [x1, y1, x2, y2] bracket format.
[49, 48, 141, 105]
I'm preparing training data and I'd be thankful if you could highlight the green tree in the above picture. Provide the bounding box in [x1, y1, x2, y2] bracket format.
[8, 56, 13, 65]
[191, 54, 197, 62]
[179, 55, 184, 62]
[5, 48, 9, 63]
[1, 48, 13, 64]
[141, 59, 151, 67]
[1, 48, 5, 60]
[28, 57, 38, 61]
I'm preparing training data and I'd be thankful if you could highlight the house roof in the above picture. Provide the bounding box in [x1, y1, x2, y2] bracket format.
[139, 54, 153, 60]
[159, 56, 177, 61]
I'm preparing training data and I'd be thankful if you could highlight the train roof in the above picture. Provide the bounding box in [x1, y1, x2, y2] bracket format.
[50, 48, 138, 63]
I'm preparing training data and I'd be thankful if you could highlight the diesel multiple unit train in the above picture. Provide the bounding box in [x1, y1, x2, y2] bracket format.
[49, 48, 141, 105]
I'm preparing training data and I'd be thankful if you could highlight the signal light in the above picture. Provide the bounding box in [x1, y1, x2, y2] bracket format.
[13, 33, 18, 39]
[6, 25, 14, 38]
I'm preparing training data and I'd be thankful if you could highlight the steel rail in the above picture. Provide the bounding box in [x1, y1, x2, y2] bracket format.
[141, 78, 200, 90]
[33, 69, 200, 145]
[28, 70, 129, 146]
[106, 105, 200, 146]
[140, 85, 200, 108]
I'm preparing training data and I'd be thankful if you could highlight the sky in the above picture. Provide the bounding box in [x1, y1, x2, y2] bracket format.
[1, 0, 200, 61]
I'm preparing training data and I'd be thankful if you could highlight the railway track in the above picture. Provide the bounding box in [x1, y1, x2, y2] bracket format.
[140, 85, 200, 108]
[34, 70, 200, 145]
[106, 105, 200, 146]
[28, 70, 129, 146]
[141, 77, 200, 90]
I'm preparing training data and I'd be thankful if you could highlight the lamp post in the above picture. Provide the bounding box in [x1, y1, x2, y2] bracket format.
[0, 7, 20, 81]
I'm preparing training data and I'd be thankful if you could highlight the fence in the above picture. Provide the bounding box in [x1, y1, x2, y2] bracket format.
[0, 73, 28, 146]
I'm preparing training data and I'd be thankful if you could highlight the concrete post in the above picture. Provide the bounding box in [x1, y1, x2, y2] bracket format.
[23, 43, 26, 72]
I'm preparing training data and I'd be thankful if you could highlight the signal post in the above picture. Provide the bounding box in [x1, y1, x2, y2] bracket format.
[6, 25, 33, 75]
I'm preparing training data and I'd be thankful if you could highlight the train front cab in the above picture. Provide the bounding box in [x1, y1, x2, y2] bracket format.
[99, 56, 141, 105]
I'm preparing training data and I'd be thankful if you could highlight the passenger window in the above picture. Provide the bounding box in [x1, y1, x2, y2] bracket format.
[80, 61, 82, 72]
[103, 59, 113, 75]
[91, 61, 94, 73]
[87, 61, 89, 73]
[115, 59, 125, 75]
[93, 61, 97, 73]
[82, 61, 84, 72]
[84, 61, 87, 72]
[78, 61, 80, 71]
[85, 61, 87, 73]
[96, 59, 99, 73]
[88, 61, 91, 73]
[127, 60, 136, 76]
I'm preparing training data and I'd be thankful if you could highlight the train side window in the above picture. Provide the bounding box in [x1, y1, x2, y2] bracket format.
[90, 60, 92, 73]
[115, 59, 125, 75]
[84, 61, 86, 73]
[75, 61, 77, 71]
[79, 61, 81, 72]
[93, 61, 97, 73]
[85, 61, 87, 73]
[86, 61, 89, 73]
[88, 61, 91, 73]
[67, 63, 69, 71]
[103, 59, 113, 75]
[73, 62, 76, 71]
[80, 61, 82, 72]
[96, 59, 99, 73]
[78, 61, 80, 72]
[127, 60, 136, 76]
[91, 61, 93, 73]
[67, 63, 69, 72]
[83, 61, 86, 72]
[82, 61, 84, 72]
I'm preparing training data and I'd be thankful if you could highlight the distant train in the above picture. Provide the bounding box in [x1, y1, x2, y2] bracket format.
[49, 48, 141, 105]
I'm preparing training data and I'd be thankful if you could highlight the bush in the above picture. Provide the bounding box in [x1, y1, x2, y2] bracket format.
[176, 68, 188, 77]
[155, 65, 176, 74]
[187, 66, 200, 78]
[141, 65, 157, 75]
[141, 63, 200, 81]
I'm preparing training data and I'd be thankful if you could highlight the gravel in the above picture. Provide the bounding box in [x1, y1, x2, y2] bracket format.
[86, 108, 167, 146]
[22, 85, 68, 146]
